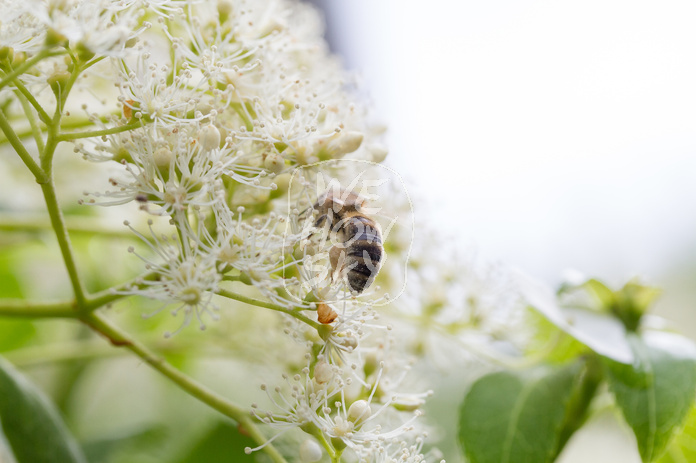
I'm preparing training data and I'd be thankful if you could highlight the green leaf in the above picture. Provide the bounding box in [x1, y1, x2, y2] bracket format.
[603, 332, 696, 462]
[526, 309, 588, 364]
[521, 274, 633, 363]
[656, 404, 696, 463]
[583, 278, 616, 308]
[618, 281, 661, 314]
[458, 362, 585, 463]
[0, 421, 18, 463]
[0, 357, 86, 463]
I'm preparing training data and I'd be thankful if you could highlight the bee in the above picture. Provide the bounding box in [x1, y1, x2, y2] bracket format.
[311, 188, 383, 293]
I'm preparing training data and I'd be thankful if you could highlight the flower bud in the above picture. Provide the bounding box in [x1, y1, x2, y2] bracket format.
[269, 173, 290, 199]
[153, 147, 172, 168]
[313, 360, 333, 384]
[112, 147, 133, 164]
[259, 18, 286, 37]
[347, 400, 371, 425]
[299, 439, 322, 463]
[0, 47, 14, 66]
[327, 131, 363, 158]
[363, 352, 379, 378]
[47, 70, 71, 96]
[218, 1, 233, 23]
[76, 42, 95, 62]
[11, 51, 26, 67]
[45, 28, 68, 48]
[263, 151, 285, 174]
[198, 125, 221, 151]
[369, 144, 389, 163]
[393, 395, 426, 412]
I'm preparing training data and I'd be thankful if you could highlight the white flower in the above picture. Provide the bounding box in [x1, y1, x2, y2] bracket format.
[363, 434, 443, 463]
[299, 438, 322, 463]
[83, 125, 226, 217]
[309, 368, 424, 456]
[319, 301, 380, 366]
[117, 53, 201, 129]
[164, 3, 272, 84]
[211, 206, 304, 307]
[251, 354, 430, 461]
[250, 355, 346, 437]
[29, 0, 146, 58]
[0, 1, 44, 54]
[119, 219, 221, 336]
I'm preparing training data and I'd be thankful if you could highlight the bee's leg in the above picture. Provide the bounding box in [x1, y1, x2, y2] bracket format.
[329, 245, 347, 283]
[305, 213, 327, 240]
[314, 213, 328, 228]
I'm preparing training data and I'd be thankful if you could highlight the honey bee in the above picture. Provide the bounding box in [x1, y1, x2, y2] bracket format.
[312, 188, 383, 293]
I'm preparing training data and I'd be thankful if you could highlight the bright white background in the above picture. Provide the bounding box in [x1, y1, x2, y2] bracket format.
[323, 0, 696, 285]
[318, 2, 696, 462]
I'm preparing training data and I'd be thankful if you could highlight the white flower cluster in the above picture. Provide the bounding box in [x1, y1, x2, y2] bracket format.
[251, 348, 434, 462]
[0, 0, 441, 461]
[63, 0, 379, 319]
[393, 234, 531, 367]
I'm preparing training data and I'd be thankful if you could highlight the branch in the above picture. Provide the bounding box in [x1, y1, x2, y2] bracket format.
[0, 215, 138, 239]
[83, 270, 161, 312]
[216, 288, 320, 329]
[57, 120, 143, 141]
[0, 299, 77, 318]
[10, 77, 51, 124]
[14, 86, 45, 152]
[0, 50, 64, 89]
[0, 110, 47, 183]
[38, 179, 88, 307]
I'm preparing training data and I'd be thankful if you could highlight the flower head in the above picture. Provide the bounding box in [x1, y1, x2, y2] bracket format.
[119, 219, 221, 336]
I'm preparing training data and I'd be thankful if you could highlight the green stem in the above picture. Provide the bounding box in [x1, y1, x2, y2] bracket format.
[10, 77, 51, 124]
[0, 267, 156, 317]
[221, 274, 249, 283]
[60, 116, 119, 130]
[79, 312, 288, 463]
[555, 356, 603, 455]
[14, 87, 45, 152]
[304, 422, 337, 460]
[57, 120, 142, 141]
[216, 288, 320, 329]
[0, 299, 76, 318]
[0, 110, 47, 183]
[0, 215, 138, 239]
[0, 116, 117, 145]
[83, 270, 160, 311]
[30, 66, 90, 307]
[230, 102, 255, 131]
[39, 179, 88, 307]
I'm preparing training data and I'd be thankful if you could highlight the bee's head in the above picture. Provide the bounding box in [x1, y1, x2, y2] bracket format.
[315, 188, 366, 215]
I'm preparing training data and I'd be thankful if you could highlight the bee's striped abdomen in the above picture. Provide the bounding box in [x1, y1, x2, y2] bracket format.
[342, 216, 383, 293]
